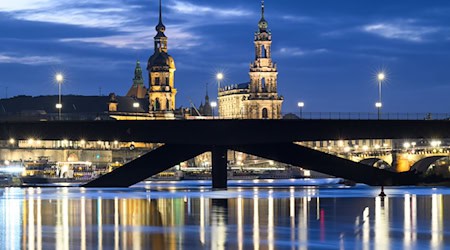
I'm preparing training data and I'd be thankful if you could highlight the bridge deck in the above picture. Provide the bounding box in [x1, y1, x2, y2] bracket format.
[0, 119, 449, 145]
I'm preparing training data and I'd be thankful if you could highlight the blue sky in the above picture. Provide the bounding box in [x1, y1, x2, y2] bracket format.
[1, 0, 449, 113]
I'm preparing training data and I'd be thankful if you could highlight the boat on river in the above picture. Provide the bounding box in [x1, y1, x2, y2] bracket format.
[21, 161, 99, 185]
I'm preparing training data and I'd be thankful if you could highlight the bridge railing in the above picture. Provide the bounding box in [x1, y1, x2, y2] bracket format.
[0, 111, 448, 122]
[283, 112, 450, 120]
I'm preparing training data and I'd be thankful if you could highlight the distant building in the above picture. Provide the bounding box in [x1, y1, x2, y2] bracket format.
[198, 84, 212, 116]
[0, 94, 151, 121]
[218, 1, 283, 119]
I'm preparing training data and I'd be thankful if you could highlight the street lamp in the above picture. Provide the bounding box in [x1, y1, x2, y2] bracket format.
[375, 102, 382, 119]
[216, 73, 224, 92]
[376, 72, 385, 119]
[297, 101, 305, 119]
[211, 101, 217, 119]
[55, 73, 63, 120]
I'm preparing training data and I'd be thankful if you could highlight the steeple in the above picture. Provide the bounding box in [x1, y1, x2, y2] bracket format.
[258, 0, 268, 31]
[202, 82, 212, 116]
[133, 60, 144, 86]
[261, 0, 265, 18]
[126, 60, 148, 99]
[154, 0, 168, 53]
[155, 0, 165, 34]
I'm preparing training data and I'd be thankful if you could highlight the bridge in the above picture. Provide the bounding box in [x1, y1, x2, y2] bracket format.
[0, 119, 449, 188]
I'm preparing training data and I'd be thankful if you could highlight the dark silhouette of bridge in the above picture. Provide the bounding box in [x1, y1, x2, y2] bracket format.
[0, 119, 449, 188]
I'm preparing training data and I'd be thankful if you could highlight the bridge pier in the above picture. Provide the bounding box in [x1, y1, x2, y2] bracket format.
[212, 146, 228, 189]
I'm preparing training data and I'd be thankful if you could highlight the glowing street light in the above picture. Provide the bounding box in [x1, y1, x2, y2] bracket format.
[297, 101, 305, 119]
[211, 101, 217, 119]
[55, 73, 64, 120]
[376, 72, 385, 119]
[430, 140, 442, 148]
[133, 102, 140, 120]
[375, 102, 382, 119]
[216, 73, 224, 93]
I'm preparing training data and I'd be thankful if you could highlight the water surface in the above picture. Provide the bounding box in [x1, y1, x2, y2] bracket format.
[0, 179, 449, 249]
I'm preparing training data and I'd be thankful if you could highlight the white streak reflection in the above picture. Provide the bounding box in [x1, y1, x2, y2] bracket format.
[37, 197, 42, 250]
[114, 197, 119, 250]
[97, 197, 103, 250]
[200, 196, 206, 245]
[253, 194, 260, 250]
[431, 194, 443, 248]
[211, 200, 227, 250]
[268, 193, 274, 250]
[237, 196, 243, 250]
[362, 207, 370, 250]
[289, 189, 295, 250]
[403, 194, 417, 247]
[3, 189, 22, 250]
[298, 197, 308, 250]
[27, 194, 35, 250]
[375, 197, 389, 249]
[81, 196, 86, 250]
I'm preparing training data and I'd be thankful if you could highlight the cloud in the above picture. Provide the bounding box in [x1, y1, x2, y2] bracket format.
[1, 0, 250, 52]
[362, 21, 440, 42]
[0, 0, 54, 12]
[0, 53, 61, 65]
[282, 15, 314, 23]
[167, 0, 251, 17]
[277, 47, 328, 57]
[61, 25, 201, 51]
[2, 1, 136, 29]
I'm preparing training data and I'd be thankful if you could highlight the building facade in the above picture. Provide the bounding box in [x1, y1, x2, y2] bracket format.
[147, 0, 177, 119]
[219, 1, 283, 119]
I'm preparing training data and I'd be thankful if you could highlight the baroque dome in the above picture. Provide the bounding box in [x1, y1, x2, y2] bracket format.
[148, 52, 175, 70]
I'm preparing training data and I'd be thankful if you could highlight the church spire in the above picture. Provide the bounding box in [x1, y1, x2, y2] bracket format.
[261, 0, 265, 19]
[154, 0, 168, 53]
[258, 0, 268, 31]
[159, 0, 162, 23]
[155, 0, 166, 37]
[205, 82, 210, 102]
[133, 60, 144, 86]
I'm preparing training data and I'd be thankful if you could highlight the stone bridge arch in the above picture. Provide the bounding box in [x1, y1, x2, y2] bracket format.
[410, 156, 449, 177]
[359, 158, 392, 171]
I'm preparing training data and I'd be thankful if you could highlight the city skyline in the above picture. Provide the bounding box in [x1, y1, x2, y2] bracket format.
[1, 0, 450, 113]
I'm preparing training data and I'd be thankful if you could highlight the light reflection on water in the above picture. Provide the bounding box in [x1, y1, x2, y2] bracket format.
[0, 180, 449, 249]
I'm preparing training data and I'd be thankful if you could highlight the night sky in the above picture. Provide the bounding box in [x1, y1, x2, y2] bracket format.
[1, 0, 450, 113]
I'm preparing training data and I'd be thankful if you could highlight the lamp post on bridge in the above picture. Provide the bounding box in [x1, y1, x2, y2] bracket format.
[376, 72, 385, 120]
[375, 102, 382, 119]
[211, 101, 217, 119]
[55, 73, 64, 120]
[216, 73, 223, 93]
[297, 101, 304, 119]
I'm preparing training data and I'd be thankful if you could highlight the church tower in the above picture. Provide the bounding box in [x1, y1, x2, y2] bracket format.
[126, 60, 147, 99]
[245, 0, 283, 119]
[147, 0, 177, 118]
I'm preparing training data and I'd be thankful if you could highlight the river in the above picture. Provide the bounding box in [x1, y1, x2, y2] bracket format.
[0, 179, 449, 249]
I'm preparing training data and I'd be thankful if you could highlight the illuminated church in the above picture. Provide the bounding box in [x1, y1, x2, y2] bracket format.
[218, 0, 283, 119]
[125, 0, 177, 119]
